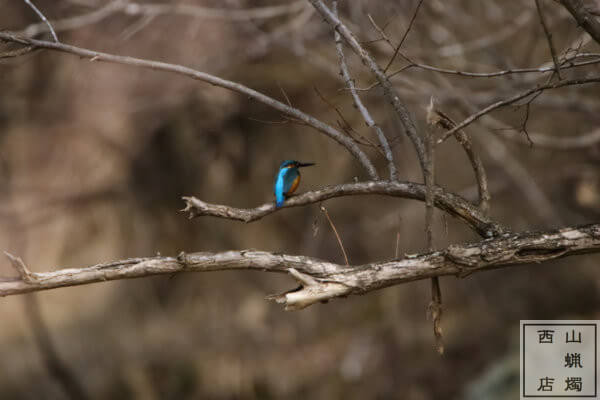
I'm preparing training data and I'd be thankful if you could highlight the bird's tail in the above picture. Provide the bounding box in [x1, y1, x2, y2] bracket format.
[275, 193, 285, 208]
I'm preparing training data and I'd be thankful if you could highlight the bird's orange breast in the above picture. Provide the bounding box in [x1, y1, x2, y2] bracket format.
[286, 175, 301, 196]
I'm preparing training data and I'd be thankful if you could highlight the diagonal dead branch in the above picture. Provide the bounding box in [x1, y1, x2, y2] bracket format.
[333, 1, 397, 180]
[383, 0, 424, 72]
[1, 224, 599, 310]
[320, 205, 350, 266]
[0, 31, 378, 180]
[535, 0, 562, 79]
[181, 181, 505, 238]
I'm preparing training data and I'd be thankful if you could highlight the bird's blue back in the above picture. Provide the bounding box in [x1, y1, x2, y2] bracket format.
[274, 161, 299, 208]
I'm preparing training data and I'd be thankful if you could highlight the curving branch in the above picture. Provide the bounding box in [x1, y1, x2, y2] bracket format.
[426, 99, 491, 214]
[0, 31, 379, 180]
[182, 181, 505, 238]
[2, 224, 599, 310]
[22, 0, 58, 42]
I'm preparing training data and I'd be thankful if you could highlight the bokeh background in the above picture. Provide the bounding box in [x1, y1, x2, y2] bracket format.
[1, 0, 599, 398]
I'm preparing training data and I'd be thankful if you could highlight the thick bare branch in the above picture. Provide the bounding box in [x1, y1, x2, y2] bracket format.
[182, 181, 505, 238]
[2, 224, 599, 310]
[0, 32, 379, 180]
[560, 0, 600, 45]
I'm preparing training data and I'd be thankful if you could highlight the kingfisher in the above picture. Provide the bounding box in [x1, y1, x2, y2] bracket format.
[273, 160, 315, 208]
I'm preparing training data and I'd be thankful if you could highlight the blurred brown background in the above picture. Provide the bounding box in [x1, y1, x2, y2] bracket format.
[0, 0, 599, 398]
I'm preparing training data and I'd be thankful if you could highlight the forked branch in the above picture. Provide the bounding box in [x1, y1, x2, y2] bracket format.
[2, 224, 598, 310]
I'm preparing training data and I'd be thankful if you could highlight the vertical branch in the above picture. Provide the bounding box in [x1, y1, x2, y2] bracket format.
[535, 0, 562, 79]
[310, 0, 444, 352]
[425, 127, 443, 355]
[23, 0, 59, 42]
[333, 1, 397, 180]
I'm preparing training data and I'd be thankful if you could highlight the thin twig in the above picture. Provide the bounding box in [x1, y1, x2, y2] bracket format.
[366, 14, 395, 50]
[320, 205, 350, 266]
[437, 76, 600, 144]
[333, 2, 397, 180]
[355, 53, 600, 93]
[312, 86, 383, 150]
[21, 0, 125, 38]
[495, 127, 600, 150]
[535, 0, 562, 79]
[386, 54, 600, 80]
[22, 0, 58, 42]
[384, 0, 424, 72]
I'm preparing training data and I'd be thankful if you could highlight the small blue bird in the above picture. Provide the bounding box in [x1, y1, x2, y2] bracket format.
[274, 160, 315, 208]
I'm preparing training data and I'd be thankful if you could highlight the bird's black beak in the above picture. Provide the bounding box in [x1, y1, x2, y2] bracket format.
[297, 162, 315, 168]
